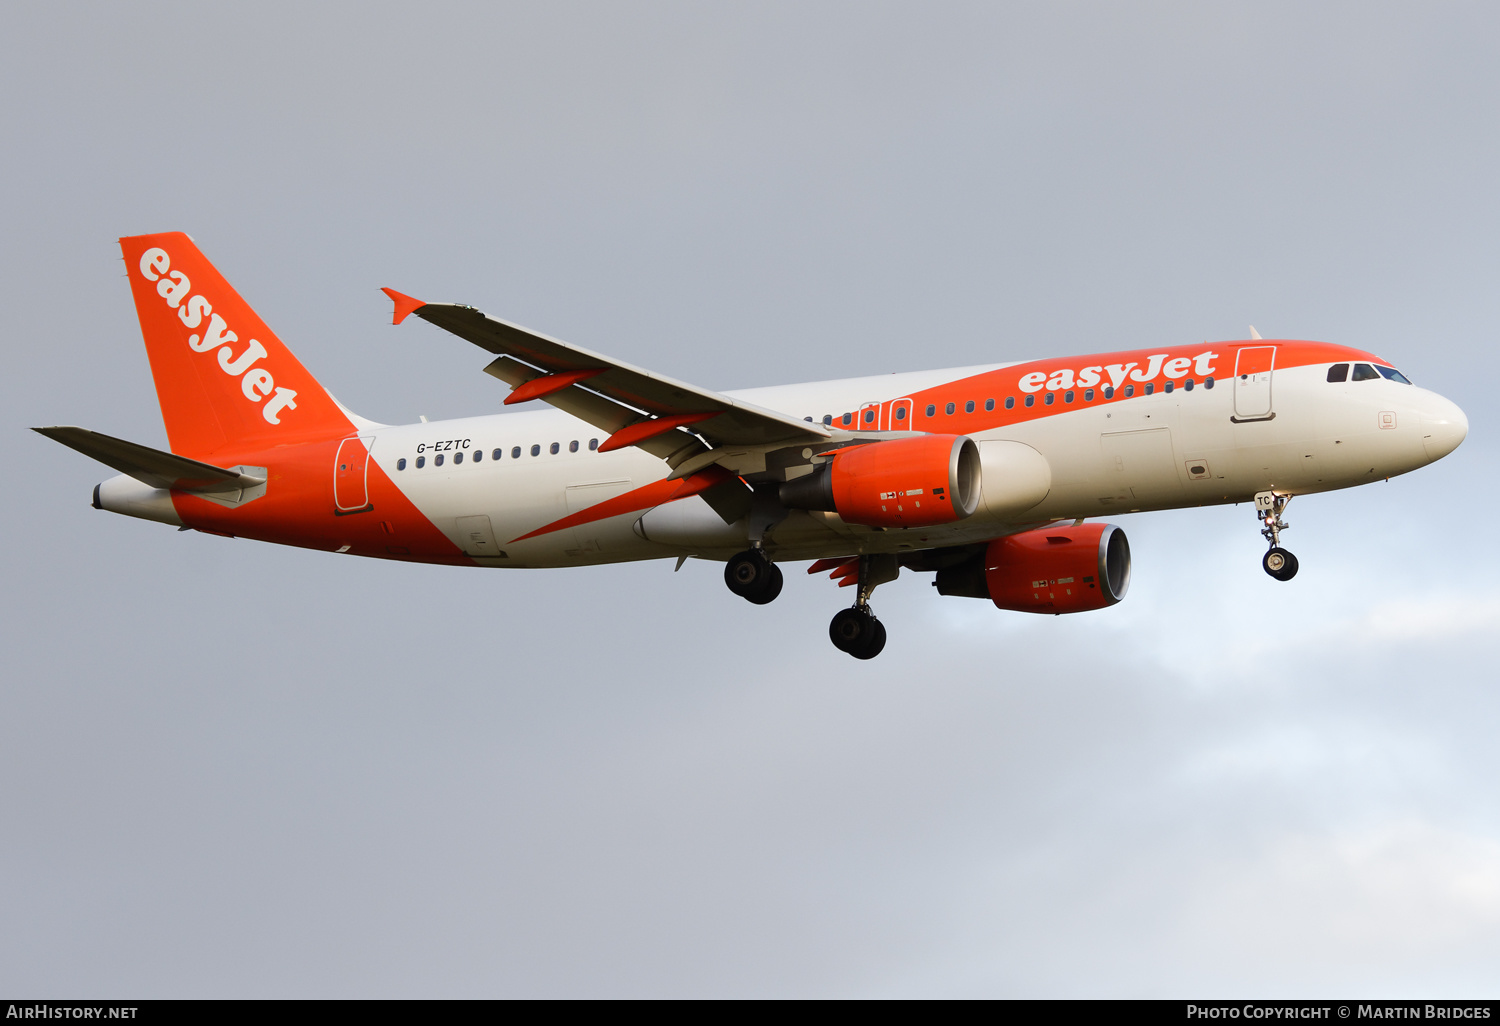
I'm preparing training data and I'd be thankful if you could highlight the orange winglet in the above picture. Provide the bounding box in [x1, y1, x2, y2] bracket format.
[381, 287, 426, 326]
[808, 557, 856, 575]
[596, 412, 715, 453]
[504, 368, 606, 406]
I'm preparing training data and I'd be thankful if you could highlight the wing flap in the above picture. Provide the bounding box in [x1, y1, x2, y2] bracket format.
[400, 299, 832, 451]
[481, 357, 701, 460]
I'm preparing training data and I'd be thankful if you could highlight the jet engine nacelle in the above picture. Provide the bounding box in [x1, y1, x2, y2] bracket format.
[935, 522, 1131, 613]
[779, 434, 981, 529]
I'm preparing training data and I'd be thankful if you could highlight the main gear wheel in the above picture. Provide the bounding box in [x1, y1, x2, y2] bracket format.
[724, 549, 783, 604]
[829, 606, 886, 659]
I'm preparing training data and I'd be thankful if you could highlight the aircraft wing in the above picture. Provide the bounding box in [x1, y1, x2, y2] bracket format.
[33, 426, 264, 493]
[383, 290, 832, 464]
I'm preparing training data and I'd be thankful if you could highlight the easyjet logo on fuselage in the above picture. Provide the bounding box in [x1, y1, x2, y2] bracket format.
[138, 248, 299, 425]
[1015, 350, 1221, 393]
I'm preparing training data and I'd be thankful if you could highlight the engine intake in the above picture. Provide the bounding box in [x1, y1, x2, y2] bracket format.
[935, 522, 1130, 613]
[779, 434, 981, 529]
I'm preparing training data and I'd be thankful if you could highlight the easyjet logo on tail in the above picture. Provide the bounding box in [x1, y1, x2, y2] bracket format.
[138, 247, 299, 425]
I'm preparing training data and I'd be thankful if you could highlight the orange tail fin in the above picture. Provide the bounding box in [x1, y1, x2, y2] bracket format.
[120, 232, 353, 458]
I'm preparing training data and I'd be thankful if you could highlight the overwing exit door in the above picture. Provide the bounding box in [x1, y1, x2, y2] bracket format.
[334, 436, 374, 513]
[891, 398, 914, 429]
[1233, 346, 1276, 421]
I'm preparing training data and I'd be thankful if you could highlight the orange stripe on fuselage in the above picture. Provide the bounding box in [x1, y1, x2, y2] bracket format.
[832, 340, 1380, 434]
[169, 436, 472, 565]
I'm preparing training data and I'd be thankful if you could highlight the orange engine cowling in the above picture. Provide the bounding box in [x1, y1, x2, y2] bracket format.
[935, 523, 1131, 613]
[779, 434, 981, 529]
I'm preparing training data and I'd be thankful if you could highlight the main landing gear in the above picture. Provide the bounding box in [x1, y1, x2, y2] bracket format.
[829, 606, 886, 660]
[827, 554, 897, 660]
[1256, 491, 1299, 582]
[723, 549, 893, 659]
[724, 548, 784, 605]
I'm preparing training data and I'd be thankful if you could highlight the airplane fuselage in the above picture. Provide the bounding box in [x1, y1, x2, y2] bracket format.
[51, 233, 1467, 659]
[97, 342, 1467, 568]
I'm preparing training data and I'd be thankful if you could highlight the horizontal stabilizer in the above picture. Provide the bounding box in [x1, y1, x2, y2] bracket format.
[33, 426, 264, 493]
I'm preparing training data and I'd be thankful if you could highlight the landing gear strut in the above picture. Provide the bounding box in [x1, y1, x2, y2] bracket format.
[725, 548, 783, 604]
[828, 555, 894, 659]
[1256, 491, 1299, 582]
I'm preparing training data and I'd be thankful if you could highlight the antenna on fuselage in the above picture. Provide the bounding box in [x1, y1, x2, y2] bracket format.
[1249, 326, 1263, 339]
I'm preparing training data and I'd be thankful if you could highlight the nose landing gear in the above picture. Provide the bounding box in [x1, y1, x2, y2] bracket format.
[1256, 491, 1298, 581]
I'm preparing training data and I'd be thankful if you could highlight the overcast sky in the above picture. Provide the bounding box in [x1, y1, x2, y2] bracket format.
[2, 1, 1497, 997]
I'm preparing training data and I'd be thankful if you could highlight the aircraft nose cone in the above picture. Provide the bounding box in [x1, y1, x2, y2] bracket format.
[1422, 394, 1468, 462]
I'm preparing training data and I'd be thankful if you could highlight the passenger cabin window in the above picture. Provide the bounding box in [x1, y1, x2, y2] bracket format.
[1044, 393, 1054, 405]
[863, 409, 875, 424]
[1144, 383, 1154, 395]
[397, 458, 407, 471]
[1084, 389, 1095, 401]
[843, 413, 853, 425]
[1004, 397, 1014, 409]
[511, 446, 521, 459]
[416, 456, 425, 468]
[1024, 395, 1034, 407]
[1123, 385, 1134, 397]
[1327, 363, 1350, 382]
[530, 444, 541, 456]
[550, 442, 560, 454]
[985, 399, 994, 411]
[925, 405, 936, 417]
[454, 451, 463, 464]
[945, 402, 955, 415]
[569, 440, 580, 452]
[823, 415, 833, 426]
[1064, 390, 1075, 403]
[894, 407, 907, 421]
[472, 450, 482, 462]
[434, 454, 444, 467]
[1184, 379, 1194, 391]
[1204, 376, 1215, 389]
[1163, 382, 1173, 394]
[965, 400, 975, 413]
[589, 439, 599, 451]
[1352, 363, 1379, 381]
[1377, 366, 1413, 384]
[493, 449, 502, 461]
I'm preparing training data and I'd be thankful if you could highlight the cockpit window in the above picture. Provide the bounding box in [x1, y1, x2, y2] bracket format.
[1327, 363, 1349, 382]
[1376, 365, 1413, 384]
[1351, 363, 1380, 381]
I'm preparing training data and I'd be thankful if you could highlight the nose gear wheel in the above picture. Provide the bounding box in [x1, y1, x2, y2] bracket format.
[1255, 491, 1298, 582]
[1263, 547, 1298, 581]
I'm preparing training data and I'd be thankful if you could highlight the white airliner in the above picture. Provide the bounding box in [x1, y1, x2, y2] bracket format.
[37, 233, 1468, 658]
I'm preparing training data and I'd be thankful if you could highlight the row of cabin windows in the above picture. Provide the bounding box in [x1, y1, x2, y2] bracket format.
[811, 377, 1218, 427]
[1327, 362, 1412, 384]
[396, 438, 600, 471]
